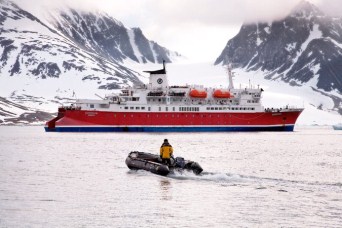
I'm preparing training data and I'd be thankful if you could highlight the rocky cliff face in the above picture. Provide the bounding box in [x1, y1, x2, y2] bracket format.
[215, 1, 342, 114]
[51, 10, 180, 64]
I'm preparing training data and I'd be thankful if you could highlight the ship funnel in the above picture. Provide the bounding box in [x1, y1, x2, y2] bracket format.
[144, 60, 166, 75]
[144, 60, 169, 89]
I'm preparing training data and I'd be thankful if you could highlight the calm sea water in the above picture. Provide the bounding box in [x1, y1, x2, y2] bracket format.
[0, 126, 341, 227]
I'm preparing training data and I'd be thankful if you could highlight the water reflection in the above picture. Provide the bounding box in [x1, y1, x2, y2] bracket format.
[159, 179, 172, 201]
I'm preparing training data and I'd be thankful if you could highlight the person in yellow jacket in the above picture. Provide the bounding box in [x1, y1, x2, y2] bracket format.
[160, 139, 173, 165]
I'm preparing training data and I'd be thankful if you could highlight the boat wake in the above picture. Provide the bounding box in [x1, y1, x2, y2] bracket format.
[168, 171, 247, 183]
[129, 169, 341, 192]
[167, 171, 342, 190]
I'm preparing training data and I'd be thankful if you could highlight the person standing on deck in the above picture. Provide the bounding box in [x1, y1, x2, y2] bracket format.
[160, 139, 173, 165]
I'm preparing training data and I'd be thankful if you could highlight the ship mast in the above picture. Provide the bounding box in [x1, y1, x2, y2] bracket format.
[227, 64, 234, 90]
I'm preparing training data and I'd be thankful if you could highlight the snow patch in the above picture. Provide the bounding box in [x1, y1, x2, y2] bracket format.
[149, 42, 158, 63]
[285, 42, 296, 52]
[264, 26, 270, 34]
[290, 24, 322, 65]
[256, 24, 262, 46]
[127, 29, 143, 63]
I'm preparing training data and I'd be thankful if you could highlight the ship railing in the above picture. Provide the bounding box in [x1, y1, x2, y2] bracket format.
[133, 84, 147, 89]
[282, 105, 304, 110]
[264, 106, 303, 112]
[168, 91, 186, 96]
[264, 107, 283, 113]
[59, 105, 81, 110]
[170, 85, 189, 88]
[147, 91, 164, 96]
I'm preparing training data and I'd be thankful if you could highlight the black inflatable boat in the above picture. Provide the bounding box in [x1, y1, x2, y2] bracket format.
[125, 151, 203, 176]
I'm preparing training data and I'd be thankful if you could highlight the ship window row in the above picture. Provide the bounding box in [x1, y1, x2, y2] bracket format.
[124, 106, 146, 110]
[121, 97, 140, 101]
[248, 93, 260, 97]
[179, 107, 199, 112]
[123, 106, 180, 112]
[247, 100, 258, 103]
[158, 107, 176, 111]
[206, 107, 255, 111]
[120, 114, 233, 118]
[148, 98, 184, 102]
[89, 104, 110, 109]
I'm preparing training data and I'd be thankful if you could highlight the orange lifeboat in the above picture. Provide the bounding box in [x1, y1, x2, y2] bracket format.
[213, 89, 232, 98]
[190, 89, 207, 98]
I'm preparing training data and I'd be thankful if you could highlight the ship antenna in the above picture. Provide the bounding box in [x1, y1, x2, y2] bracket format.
[162, 60, 166, 72]
[95, 93, 105, 100]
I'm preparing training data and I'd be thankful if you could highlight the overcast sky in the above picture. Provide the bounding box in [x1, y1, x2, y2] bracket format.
[12, 0, 342, 62]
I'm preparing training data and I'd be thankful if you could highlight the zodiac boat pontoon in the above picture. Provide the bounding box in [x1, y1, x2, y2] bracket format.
[125, 151, 203, 176]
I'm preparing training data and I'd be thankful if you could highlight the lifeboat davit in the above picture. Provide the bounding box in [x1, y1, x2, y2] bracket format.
[190, 89, 207, 98]
[213, 89, 232, 98]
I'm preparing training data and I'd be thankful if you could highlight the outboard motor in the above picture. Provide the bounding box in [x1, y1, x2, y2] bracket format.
[175, 157, 185, 168]
[191, 162, 203, 174]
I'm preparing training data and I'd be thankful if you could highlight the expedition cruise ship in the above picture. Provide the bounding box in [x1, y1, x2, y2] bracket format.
[45, 62, 303, 132]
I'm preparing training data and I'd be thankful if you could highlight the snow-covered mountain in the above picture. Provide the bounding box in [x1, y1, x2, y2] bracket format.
[215, 1, 342, 116]
[0, 0, 181, 124]
[50, 9, 181, 64]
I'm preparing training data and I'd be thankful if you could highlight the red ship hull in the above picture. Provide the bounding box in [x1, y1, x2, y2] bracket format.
[45, 108, 303, 132]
